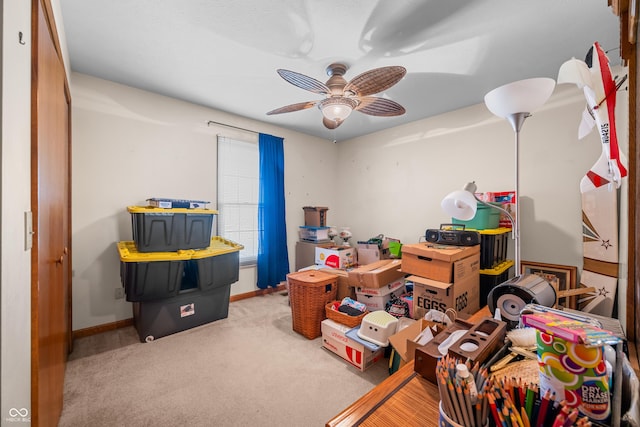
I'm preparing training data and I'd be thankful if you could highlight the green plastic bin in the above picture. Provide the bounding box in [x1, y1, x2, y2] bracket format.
[452, 203, 501, 230]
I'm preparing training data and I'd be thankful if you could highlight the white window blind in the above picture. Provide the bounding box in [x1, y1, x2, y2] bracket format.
[217, 136, 259, 265]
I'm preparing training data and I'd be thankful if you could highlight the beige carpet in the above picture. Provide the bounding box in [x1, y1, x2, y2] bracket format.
[59, 292, 389, 426]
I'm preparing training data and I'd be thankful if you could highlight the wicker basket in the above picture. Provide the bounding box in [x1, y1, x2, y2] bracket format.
[287, 270, 338, 339]
[325, 301, 367, 328]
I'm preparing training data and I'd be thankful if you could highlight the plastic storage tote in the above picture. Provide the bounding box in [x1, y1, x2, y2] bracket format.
[117, 241, 193, 302]
[479, 260, 514, 306]
[118, 237, 244, 302]
[478, 228, 511, 269]
[452, 203, 500, 230]
[128, 206, 217, 252]
[132, 285, 231, 342]
[183, 237, 244, 292]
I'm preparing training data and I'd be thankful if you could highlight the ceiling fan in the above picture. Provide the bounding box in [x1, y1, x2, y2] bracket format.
[266, 63, 406, 129]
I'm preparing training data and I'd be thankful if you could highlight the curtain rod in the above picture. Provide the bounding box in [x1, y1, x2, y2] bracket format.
[207, 120, 258, 135]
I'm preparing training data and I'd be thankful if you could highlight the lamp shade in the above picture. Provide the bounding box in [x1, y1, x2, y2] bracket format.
[320, 97, 357, 121]
[441, 189, 477, 221]
[484, 77, 555, 118]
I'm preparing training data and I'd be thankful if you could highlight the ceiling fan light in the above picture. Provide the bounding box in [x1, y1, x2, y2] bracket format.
[320, 97, 357, 121]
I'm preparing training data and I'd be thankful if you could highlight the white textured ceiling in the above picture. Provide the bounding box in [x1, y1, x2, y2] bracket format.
[59, 0, 620, 142]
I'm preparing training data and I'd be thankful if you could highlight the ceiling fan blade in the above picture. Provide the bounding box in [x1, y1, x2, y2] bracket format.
[344, 66, 406, 96]
[266, 100, 318, 115]
[355, 96, 406, 116]
[323, 117, 344, 129]
[277, 69, 330, 94]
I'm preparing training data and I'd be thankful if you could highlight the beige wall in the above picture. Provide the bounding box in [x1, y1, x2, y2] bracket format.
[69, 72, 338, 330]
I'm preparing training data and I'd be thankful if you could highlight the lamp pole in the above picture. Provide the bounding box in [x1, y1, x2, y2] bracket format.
[504, 112, 528, 276]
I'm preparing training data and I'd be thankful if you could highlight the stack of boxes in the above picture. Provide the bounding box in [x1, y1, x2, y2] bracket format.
[286, 267, 386, 372]
[117, 200, 243, 342]
[401, 243, 481, 318]
[379, 242, 482, 374]
[348, 259, 406, 312]
[295, 206, 333, 271]
[318, 259, 406, 372]
[295, 206, 357, 300]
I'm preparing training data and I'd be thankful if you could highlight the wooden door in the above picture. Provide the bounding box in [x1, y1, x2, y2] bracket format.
[31, 0, 72, 425]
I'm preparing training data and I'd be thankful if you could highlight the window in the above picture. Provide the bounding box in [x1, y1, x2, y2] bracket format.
[217, 136, 259, 265]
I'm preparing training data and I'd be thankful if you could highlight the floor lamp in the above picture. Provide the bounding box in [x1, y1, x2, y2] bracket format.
[441, 78, 557, 326]
[483, 77, 556, 275]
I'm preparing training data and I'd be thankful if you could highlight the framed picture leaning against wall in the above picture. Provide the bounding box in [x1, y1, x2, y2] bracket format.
[520, 261, 578, 309]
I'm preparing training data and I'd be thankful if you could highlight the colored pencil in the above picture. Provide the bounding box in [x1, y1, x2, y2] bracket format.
[502, 406, 513, 427]
[463, 383, 476, 427]
[552, 413, 565, 427]
[439, 375, 455, 423]
[530, 397, 541, 427]
[518, 379, 525, 409]
[525, 383, 534, 421]
[488, 392, 502, 427]
[457, 383, 472, 427]
[448, 378, 464, 424]
[521, 406, 531, 427]
[537, 389, 550, 423]
[561, 409, 579, 427]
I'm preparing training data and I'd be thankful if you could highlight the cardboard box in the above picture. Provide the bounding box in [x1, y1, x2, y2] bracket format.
[303, 206, 328, 227]
[315, 246, 357, 269]
[355, 279, 405, 312]
[321, 319, 384, 371]
[295, 240, 333, 271]
[400, 243, 480, 283]
[356, 238, 400, 265]
[356, 243, 383, 266]
[319, 268, 355, 300]
[347, 259, 405, 288]
[388, 319, 442, 367]
[410, 257, 480, 318]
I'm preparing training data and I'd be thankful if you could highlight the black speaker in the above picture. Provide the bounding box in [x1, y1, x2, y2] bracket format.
[425, 229, 440, 243]
[460, 231, 481, 246]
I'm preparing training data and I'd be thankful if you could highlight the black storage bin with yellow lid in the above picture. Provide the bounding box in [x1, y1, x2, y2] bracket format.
[128, 206, 217, 253]
[117, 241, 192, 302]
[117, 237, 244, 302]
[183, 237, 243, 292]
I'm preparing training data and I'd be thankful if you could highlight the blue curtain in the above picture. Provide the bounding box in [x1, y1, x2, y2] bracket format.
[257, 133, 290, 289]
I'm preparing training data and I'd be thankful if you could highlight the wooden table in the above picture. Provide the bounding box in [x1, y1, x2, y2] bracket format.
[326, 308, 491, 427]
[326, 360, 439, 427]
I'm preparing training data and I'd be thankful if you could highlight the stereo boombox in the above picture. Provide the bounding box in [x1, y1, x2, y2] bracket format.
[425, 225, 480, 246]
